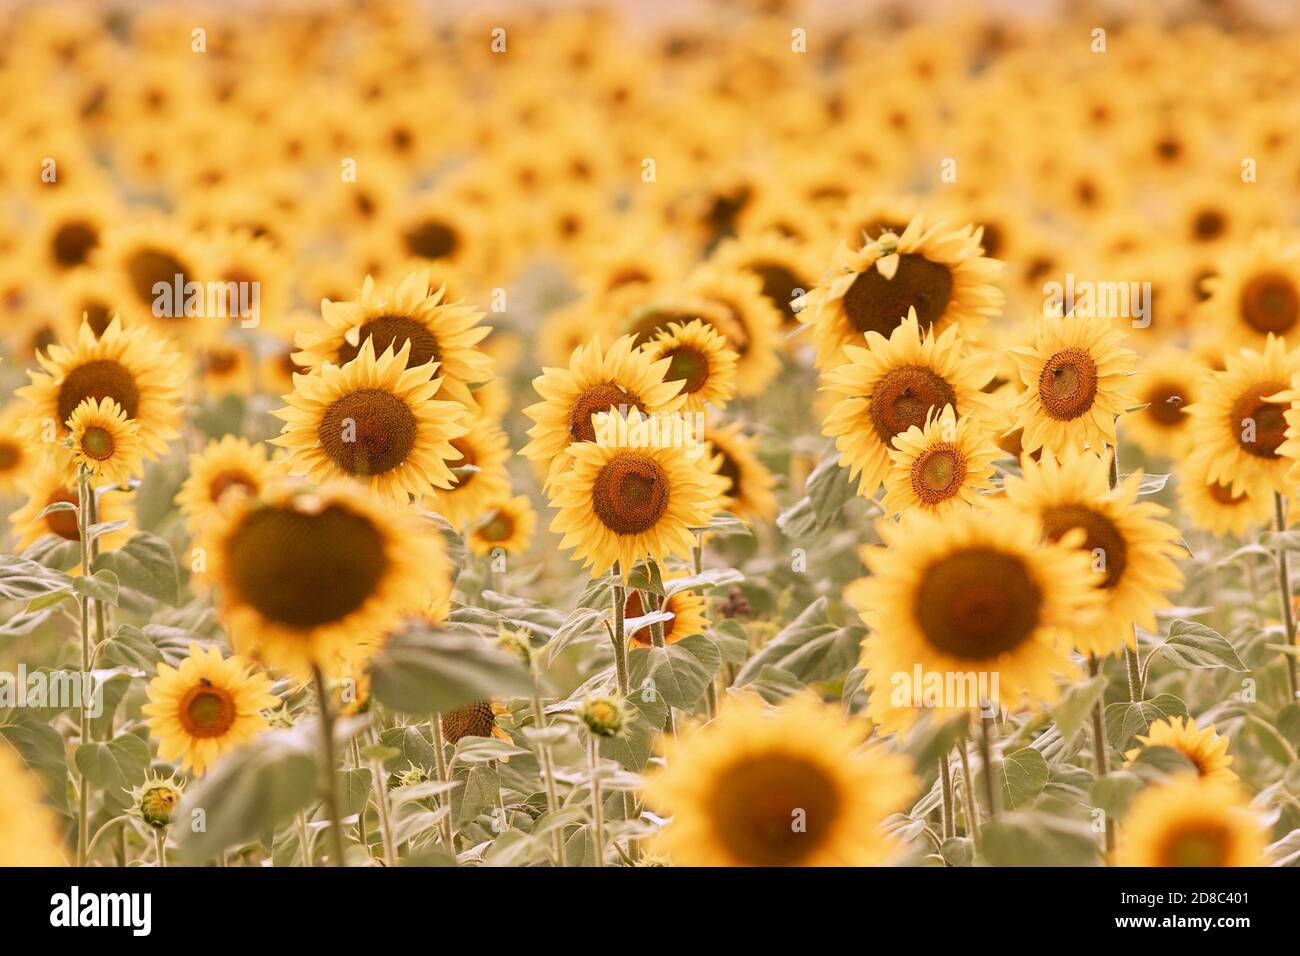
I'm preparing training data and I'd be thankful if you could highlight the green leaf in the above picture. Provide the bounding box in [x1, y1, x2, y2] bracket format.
[941, 837, 973, 867]
[74, 733, 150, 796]
[95, 624, 166, 672]
[627, 633, 720, 712]
[599, 690, 667, 771]
[0, 708, 69, 812]
[704, 511, 753, 538]
[980, 808, 1101, 866]
[0, 554, 74, 601]
[663, 568, 745, 596]
[626, 560, 665, 596]
[1105, 694, 1189, 749]
[380, 724, 440, 773]
[25, 588, 73, 613]
[989, 747, 1050, 810]
[737, 664, 802, 703]
[1150, 620, 1247, 671]
[776, 450, 854, 537]
[710, 618, 749, 665]
[371, 627, 533, 717]
[340, 767, 372, 817]
[1052, 675, 1108, 743]
[21, 534, 81, 573]
[734, 596, 861, 686]
[1090, 769, 1145, 820]
[73, 569, 119, 607]
[91, 532, 179, 605]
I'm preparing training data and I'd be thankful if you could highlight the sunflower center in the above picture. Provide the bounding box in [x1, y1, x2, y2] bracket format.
[440, 700, 497, 744]
[715, 448, 743, 498]
[1037, 346, 1099, 421]
[448, 438, 477, 488]
[0, 441, 21, 471]
[665, 345, 710, 393]
[591, 452, 669, 535]
[52, 220, 98, 267]
[57, 359, 141, 428]
[45, 489, 82, 541]
[842, 253, 954, 338]
[479, 510, 515, 542]
[208, 470, 257, 502]
[1230, 381, 1287, 458]
[178, 680, 237, 738]
[336, 314, 441, 369]
[320, 388, 418, 476]
[1240, 271, 1299, 335]
[82, 301, 113, 337]
[567, 382, 642, 443]
[623, 591, 678, 646]
[1041, 503, 1128, 589]
[1192, 208, 1226, 242]
[126, 247, 192, 310]
[628, 308, 704, 347]
[869, 366, 957, 443]
[1145, 382, 1187, 427]
[910, 443, 967, 504]
[914, 548, 1043, 659]
[1208, 481, 1246, 506]
[752, 261, 805, 324]
[80, 425, 115, 461]
[980, 222, 1003, 259]
[202, 349, 239, 376]
[403, 219, 459, 260]
[224, 504, 389, 629]
[709, 753, 840, 866]
[1158, 822, 1231, 867]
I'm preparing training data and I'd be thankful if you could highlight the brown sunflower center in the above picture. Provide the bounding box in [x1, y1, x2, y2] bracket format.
[715, 447, 743, 499]
[209, 470, 257, 502]
[1041, 503, 1128, 589]
[52, 220, 98, 267]
[665, 345, 710, 393]
[224, 503, 389, 630]
[403, 219, 459, 261]
[57, 359, 140, 430]
[979, 222, 1003, 259]
[869, 366, 957, 443]
[440, 700, 497, 744]
[319, 388, 418, 476]
[178, 679, 236, 738]
[448, 438, 477, 488]
[627, 308, 706, 347]
[751, 261, 806, 324]
[202, 349, 239, 376]
[709, 753, 841, 866]
[1158, 822, 1232, 867]
[479, 510, 515, 542]
[45, 489, 82, 541]
[1239, 271, 1299, 336]
[623, 591, 678, 646]
[1145, 382, 1187, 427]
[914, 548, 1043, 659]
[82, 300, 113, 337]
[1230, 381, 1287, 458]
[567, 382, 642, 443]
[910, 443, 967, 504]
[591, 452, 669, 535]
[1208, 481, 1246, 506]
[1192, 208, 1226, 242]
[1037, 346, 1099, 421]
[0, 441, 22, 472]
[842, 253, 954, 338]
[80, 425, 115, 461]
[336, 314, 441, 369]
[126, 247, 192, 310]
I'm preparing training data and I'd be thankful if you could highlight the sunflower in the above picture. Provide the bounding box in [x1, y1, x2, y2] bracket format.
[174, 435, 277, 535]
[1175, 452, 1272, 538]
[467, 494, 538, 558]
[1008, 311, 1139, 457]
[711, 231, 822, 333]
[95, 217, 216, 345]
[621, 296, 739, 349]
[1003, 449, 1184, 658]
[197, 340, 255, 396]
[548, 408, 727, 577]
[424, 419, 513, 530]
[705, 421, 778, 523]
[1114, 775, 1268, 867]
[200, 480, 449, 675]
[0, 402, 38, 497]
[142, 643, 277, 777]
[66, 397, 146, 487]
[272, 338, 470, 502]
[1124, 716, 1237, 783]
[1125, 348, 1203, 462]
[881, 403, 1000, 516]
[17, 316, 184, 460]
[682, 265, 783, 397]
[1199, 231, 1300, 348]
[1185, 334, 1300, 497]
[821, 309, 994, 498]
[32, 189, 117, 275]
[0, 740, 66, 865]
[847, 503, 1102, 733]
[642, 693, 915, 866]
[441, 700, 512, 746]
[9, 449, 133, 560]
[292, 270, 493, 411]
[800, 215, 1003, 370]
[58, 267, 122, 338]
[521, 334, 684, 483]
[624, 581, 709, 647]
[642, 319, 739, 413]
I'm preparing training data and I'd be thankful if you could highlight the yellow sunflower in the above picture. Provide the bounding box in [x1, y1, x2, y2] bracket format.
[292, 270, 493, 411]
[272, 338, 470, 502]
[1008, 311, 1138, 456]
[0, 741, 66, 865]
[174, 435, 277, 536]
[821, 309, 994, 498]
[66, 397, 146, 487]
[1003, 449, 1184, 658]
[0, 402, 38, 497]
[881, 404, 1000, 516]
[1114, 775, 1268, 867]
[142, 643, 277, 777]
[9, 449, 133, 560]
[199, 480, 449, 675]
[1175, 452, 1272, 538]
[1185, 334, 1300, 497]
[547, 408, 727, 578]
[705, 421, 778, 523]
[1125, 348, 1203, 462]
[1124, 716, 1237, 783]
[642, 693, 915, 867]
[710, 231, 823, 333]
[682, 265, 783, 397]
[624, 580, 709, 647]
[520, 334, 684, 484]
[95, 217, 216, 345]
[441, 700, 513, 746]
[17, 316, 184, 460]
[642, 319, 739, 413]
[847, 502, 1102, 733]
[1199, 231, 1300, 348]
[800, 215, 1003, 369]
[467, 494, 538, 558]
[424, 418, 512, 530]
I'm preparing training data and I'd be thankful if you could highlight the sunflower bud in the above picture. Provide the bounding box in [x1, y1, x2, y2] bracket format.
[577, 694, 627, 738]
[495, 627, 533, 668]
[129, 774, 185, 829]
[395, 762, 429, 788]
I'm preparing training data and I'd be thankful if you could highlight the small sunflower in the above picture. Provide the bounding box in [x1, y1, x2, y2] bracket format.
[1185, 334, 1300, 497]
[1124, 716, 1237, 783]
[467, 494, 537, 558]
[272, 338, 470, 502]
[705, 421, 778, 523]
[847, 503, 1102, 733]
[1199, 231, 1300, 348]
[95, 217, 216, 345]
[642, 693, 915, 867]
[682, 265, 783, 397]
[1114, 775, 1268, 867]
[624, 581, 709, 647]
[1125, 348, 1203, 462]
[642, 319, 739, 413]
[1175, 452, 1272, 538]
[424, 418, 513, 530]
[200, 480, 449, 675]
[18, 316, 184, 460]
[127, 773, 185, 829]
[1003, 450, 1184, 658]
[66, 397, 145, 487]
[800, 215, 1003, 369]
[142, 643, 277, 777]
[821, 309, 994, 498]
[9, 449, 133, 560]
[1008, 311, 1139, 456]
[0, 740, 66, 865]
[881, 403, 1000, 516]
[547, 408, 727, 578]
[174, 435, 276, 536]
[709, 232, 821, 332]
[441, 700, 512, 745]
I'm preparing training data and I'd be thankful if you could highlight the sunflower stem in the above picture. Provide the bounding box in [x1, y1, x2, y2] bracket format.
[429, 713, 456, 850]
[365, 726, 397, 866]
[1273, 492, 1299, 701]
[1088, 655, 1116, 853]
[296, 811, 312, 866]
[609, 563, 639, 855]
[311, 663, 348, 867]
[529, 683, 565, 866]
[587, 732, 605, 867]
[938, 754, 955, 842]
[75, 469, 93, 868]
[957, 740, 980, 853]
[977, 714, 998, 823]
[154, 828, 167, 868]
[1124, 644, 1143, 701]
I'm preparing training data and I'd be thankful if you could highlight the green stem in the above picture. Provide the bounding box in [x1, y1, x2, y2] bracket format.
[1273, 493, 1299, 702]
[365, 726, 396, 866]
[978, 715, 998, 823]
[1124, 644, 1143, 701]
[609, 563, 637, 852]
[958, 740, 980, 852]
[84, 814, 132, 862]
[296, 812, 312, 866]
[154, 828, 167, 868]
[429, 713, 455, 849]
[75, 470, 92, 867]
[311, 664, 347, 867]
[1088, 655, 1116, 853]
[529, 683, 565, 867]
[587, 733, 605, 867]
[938, 754, 955, 842]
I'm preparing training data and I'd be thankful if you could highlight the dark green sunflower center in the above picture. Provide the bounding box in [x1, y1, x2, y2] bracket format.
[1158, 822, 1231, 867]
[80, 425, 115, 461]
[665, 345, 710, 393]
[480, 510, 515, 542]
[591, 452, 669, 535]
[320, 388, 418, 476]
[914, 548, 1043, 659]
[910, 443, 966, 504]
[179, 681, 236, 738]
[710, 753, 841, 866]
[842, 253, 954, 338]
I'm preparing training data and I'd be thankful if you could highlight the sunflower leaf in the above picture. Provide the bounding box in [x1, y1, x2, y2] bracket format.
[599, 690, 667, 770]
[370, 627, 534, 716]
[979, 807, 1101, 866]
[0, 554, 75, 602]
[1052, 674, 1109, 743]
[1150, 620, 1247, 672]
[95, 623, 166, 672]
[734, 596, 861, 686]
[74, 732, 149, 800]
[73, 569, 119, 607]
[627, 632, 720, 713]
[1105, 693, 1190, 749]
[90, 532, 179, 605]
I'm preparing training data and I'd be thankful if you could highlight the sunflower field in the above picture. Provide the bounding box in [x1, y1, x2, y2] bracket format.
[2, 0, 1300, 875]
